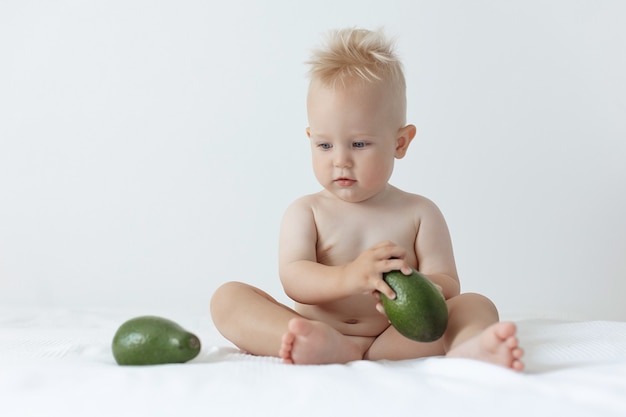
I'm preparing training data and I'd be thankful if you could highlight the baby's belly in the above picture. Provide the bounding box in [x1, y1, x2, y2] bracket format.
[295, 295, 391, 337]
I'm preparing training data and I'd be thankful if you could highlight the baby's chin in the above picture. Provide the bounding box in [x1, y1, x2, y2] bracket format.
[324, 186, 387, 204]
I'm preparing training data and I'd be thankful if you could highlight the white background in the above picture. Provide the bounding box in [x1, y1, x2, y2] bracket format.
[1, 0, 624, 320]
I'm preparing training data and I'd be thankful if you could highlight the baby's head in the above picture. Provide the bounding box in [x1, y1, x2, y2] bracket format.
[306, 28, 407, 128]
[305, 28, 415, 203]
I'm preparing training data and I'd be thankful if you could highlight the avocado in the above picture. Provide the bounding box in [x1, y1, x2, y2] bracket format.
[380, 269, 448, 342]
[112, 316, 201, 365]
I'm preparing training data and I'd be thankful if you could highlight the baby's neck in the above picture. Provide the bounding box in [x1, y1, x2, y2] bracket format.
[329, 183, 400, 206]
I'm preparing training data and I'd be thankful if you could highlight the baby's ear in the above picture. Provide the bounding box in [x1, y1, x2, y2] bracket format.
[395, 124, 416, 158]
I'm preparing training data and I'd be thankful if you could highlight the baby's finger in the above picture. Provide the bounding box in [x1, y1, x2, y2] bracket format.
[399, 264, 413, 275]
[383, 244, 407, 260]
[383, 258, 413, 275]
[375, 301, 387, 316]
[376, 281, 396, 300]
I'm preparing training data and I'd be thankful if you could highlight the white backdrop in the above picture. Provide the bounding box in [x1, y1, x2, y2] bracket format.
[1, 0, 624, 320]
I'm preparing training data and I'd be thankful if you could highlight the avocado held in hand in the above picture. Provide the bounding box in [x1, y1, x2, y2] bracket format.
[112, 316, 201, 365]
[380, 269, 448, 342]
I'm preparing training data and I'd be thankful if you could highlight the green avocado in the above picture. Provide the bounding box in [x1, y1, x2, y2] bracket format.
[112, 316, 201, 365]
[380, 269, 448, 342]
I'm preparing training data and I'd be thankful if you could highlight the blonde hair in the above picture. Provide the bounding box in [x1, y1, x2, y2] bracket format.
[306, 27, 407, 123]
[307, 28, 405, 87]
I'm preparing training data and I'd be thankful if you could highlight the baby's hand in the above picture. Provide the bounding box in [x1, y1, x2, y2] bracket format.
[373, 272, 442, 318]
[344, 240, 413, 299]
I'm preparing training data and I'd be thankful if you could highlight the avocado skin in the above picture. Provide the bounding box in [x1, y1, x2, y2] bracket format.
[112, 316, 201, 365]
[380, 270, 448, 342]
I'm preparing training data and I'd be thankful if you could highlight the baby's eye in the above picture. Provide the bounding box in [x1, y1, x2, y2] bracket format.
[352, 141, 367, 149]
[317, 143, 332, 150]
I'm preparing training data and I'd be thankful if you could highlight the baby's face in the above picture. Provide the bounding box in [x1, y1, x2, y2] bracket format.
[306, 80, 403, 203]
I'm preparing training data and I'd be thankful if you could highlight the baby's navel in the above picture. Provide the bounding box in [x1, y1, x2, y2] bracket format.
[344, 319, 359, 325]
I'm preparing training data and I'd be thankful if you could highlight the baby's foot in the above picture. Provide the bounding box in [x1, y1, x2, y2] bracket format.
[446, 322, 524, 371]
[279, 318, 362, 365]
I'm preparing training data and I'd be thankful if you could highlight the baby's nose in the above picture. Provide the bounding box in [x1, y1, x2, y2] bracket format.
[333, 149, 352, 168]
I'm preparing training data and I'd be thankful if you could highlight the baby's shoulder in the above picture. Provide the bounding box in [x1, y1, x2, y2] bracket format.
[281, 192, 327, 222]
[286, 190, 336, 210]
[385, 188, 448, 225]
[390, 187, 439, 210]
[285, 193, 319, 211]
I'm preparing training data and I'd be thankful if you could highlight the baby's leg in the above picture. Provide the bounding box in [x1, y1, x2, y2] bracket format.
[367, 293, 523, 370]
[365, 324, 446, 361]
[444, 293, 524, 371]
[211, 282, 371, 364]
[210, 281, 300, 357]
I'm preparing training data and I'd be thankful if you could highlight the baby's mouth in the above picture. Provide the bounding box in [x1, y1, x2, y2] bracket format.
[335, 177, 356, 187]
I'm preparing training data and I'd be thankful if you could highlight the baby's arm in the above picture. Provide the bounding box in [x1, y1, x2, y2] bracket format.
[278, 199, 409, 304]
[414, 198, 460, 299]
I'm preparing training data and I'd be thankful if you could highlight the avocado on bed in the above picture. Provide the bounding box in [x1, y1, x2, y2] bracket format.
[112, 316, 201, 365]
[379, 269, 448, 342]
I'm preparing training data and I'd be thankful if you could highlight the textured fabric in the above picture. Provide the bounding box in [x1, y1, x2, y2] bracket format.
[1, 308, 625, 417]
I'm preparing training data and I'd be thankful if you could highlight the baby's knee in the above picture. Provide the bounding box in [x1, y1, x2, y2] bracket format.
[463, 292, 495, 304]
[210, 281, 247, 314]
[213, 281, 248, 296]
[449, 292, 497, 313]
[210, 281, 270, 311]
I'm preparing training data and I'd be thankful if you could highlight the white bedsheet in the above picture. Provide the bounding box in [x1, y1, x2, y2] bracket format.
[1, 308, 625, 417]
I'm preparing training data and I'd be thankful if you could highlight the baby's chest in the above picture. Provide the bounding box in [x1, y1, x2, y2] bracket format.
[315, 216, 418, 264]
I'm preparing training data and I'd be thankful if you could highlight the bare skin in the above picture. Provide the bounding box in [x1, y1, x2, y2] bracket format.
[280, 318, 524, 371]
[210, 76, 525, 371]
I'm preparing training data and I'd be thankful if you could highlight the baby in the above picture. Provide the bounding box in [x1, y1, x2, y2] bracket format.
[211, 28, 524, 371]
